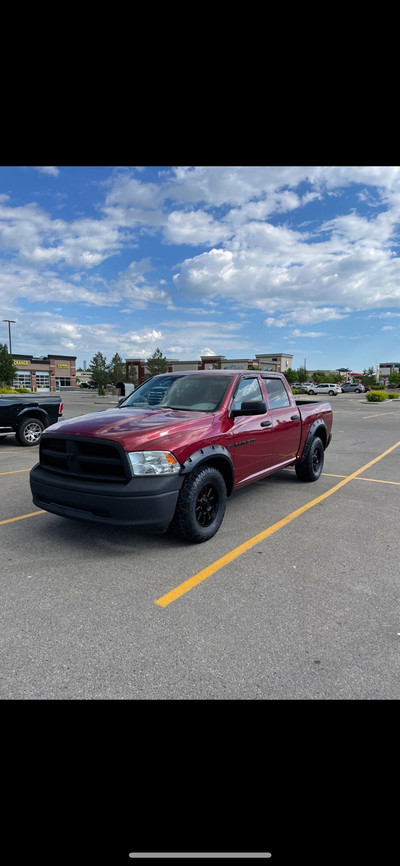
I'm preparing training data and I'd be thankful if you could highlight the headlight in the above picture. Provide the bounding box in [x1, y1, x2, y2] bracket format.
[127, 450, 181, 476]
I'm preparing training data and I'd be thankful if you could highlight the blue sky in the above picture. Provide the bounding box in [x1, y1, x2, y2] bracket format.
[1, 165, 400, 374]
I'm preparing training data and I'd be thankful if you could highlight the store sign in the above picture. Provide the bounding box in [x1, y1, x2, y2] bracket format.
[57, 363, 69, 368]
[15, 360, 29, 365]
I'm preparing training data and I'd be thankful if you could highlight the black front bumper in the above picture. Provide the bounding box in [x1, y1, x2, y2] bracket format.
[30, 465, 184, 533]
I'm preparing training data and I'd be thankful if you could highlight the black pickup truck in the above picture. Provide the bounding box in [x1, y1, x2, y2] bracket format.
[0, 394, 63, 446]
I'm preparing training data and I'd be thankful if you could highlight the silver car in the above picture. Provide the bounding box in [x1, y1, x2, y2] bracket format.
[306, 383, 342, 396]
[341, 382, 365, 393]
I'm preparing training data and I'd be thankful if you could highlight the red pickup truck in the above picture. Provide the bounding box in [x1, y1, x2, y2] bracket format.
[30, 370, 332, 543]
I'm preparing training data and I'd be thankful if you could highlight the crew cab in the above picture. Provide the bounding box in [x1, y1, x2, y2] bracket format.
[0, 393, 63, 445]
[30, 371, 333, 543]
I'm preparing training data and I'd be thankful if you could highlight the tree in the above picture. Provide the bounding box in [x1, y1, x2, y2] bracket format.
[361, 366, 378, 388]
[107, 353, 125, 385]
[388, 369, 400, 388]
[0, 343, 17, 387]
[312, 370, 331, 384]
[88, 352, 108, 394]
[285, 367, 308, 384]
[146, 347, 168, 377]
[126, 364, 138, 387]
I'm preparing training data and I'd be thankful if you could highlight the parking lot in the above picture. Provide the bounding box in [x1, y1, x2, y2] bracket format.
[1, 390, 399, 699]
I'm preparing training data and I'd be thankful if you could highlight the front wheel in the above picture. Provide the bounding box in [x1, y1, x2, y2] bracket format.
[170, 465, 227, 543]
[16, 417, 45, 446]
[295, 437, 324, 482]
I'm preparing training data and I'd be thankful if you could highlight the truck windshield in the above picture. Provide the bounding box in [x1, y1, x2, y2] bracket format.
[121, 375, 231, 411]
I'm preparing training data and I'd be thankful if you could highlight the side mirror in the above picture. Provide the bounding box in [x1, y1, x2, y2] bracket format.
[230, 400, 267, 418]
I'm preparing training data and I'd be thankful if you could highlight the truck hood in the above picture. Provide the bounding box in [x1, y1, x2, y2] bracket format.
[45, 406, 216, 452]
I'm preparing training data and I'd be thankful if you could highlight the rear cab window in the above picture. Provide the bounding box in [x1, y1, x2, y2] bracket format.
[261, 376, 291, 409]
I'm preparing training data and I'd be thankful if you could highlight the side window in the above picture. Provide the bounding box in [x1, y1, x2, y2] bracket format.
[231, 377, 263, 411]
[263, 378, 290, 409]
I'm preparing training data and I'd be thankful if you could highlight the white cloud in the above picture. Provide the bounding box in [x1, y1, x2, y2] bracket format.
[33, 166, 60, 177]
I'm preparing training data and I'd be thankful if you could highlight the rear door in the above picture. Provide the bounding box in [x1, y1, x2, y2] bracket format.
[261, 376, 301, 464]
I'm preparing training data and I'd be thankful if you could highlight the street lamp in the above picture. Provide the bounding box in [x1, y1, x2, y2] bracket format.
[3, 319, 16, 354]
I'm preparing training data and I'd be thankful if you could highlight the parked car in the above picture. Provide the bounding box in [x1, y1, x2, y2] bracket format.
[291, 382, 314, 390]
[306, 383, 342, 396]
[341, 383, 366, 393]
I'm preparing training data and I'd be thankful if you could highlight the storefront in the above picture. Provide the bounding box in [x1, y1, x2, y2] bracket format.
[12, 354, 77, 391]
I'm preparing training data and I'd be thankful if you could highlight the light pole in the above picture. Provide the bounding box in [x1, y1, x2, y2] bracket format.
[3, 319, 16, 354]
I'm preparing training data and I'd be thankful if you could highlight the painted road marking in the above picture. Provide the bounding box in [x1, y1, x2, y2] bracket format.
[155, 439, 400, 607]
[322, 473, 400, 485]
[0, 511, 45, 525]
[0, 468, 31, 475]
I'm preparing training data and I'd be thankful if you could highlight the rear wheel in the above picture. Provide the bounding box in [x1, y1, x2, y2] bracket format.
[328, 390, 335, 395]
[308, 389, 315, 395]
[16, 417, 45, 446]
[170, 465, 227, 543]
[295, 437, 324, 482]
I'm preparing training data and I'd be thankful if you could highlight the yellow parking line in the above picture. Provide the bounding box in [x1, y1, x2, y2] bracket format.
[323, 472, 400, 484]
[356, 477, 400, 485]
[0, 468, 30, 475]
[155, 439, 400, 607]
[363, 411, 400, 418]
[0, 511, 44, 525]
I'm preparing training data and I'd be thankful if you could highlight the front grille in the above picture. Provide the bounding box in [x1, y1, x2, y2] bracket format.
[39, 435, 129, 483]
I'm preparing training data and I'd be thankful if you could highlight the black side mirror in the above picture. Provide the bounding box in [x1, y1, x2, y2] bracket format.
[230, 400, 267, 418]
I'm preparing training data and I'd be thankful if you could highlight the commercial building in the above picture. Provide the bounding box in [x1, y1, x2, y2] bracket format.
[126, 353, 294, 385]
[377, 362, 400, 386]
[11, 354, 77, 391]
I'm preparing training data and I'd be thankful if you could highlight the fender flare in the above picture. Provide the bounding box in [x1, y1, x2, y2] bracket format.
[180, 444, 234, 494]
[16, 407, 50, 428]
[299, 419, 329, 462]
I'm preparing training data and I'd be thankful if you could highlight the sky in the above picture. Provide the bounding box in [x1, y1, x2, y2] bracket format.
[1, 164, 400, 374]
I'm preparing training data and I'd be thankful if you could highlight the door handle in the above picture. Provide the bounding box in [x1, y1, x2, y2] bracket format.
[261, 419, 272, 427]
[291, 414, 299, 420]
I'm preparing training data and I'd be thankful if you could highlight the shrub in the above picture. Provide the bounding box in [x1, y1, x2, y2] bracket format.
[366, 391, 388, 402]
[387, 392, 399, 399]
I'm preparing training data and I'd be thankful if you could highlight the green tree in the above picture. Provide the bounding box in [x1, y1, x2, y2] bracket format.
[285, 367, 308, 384]
[312, 370, 330, 384]
[0, 343, 17, 387]
[361, 366, 378, 388]
[146, 347, 168, 377]
[388, 369, 400, 388]
[126, 364, 138, 387]
[107, 352, 125, 385]
[88, 352, 108, 394]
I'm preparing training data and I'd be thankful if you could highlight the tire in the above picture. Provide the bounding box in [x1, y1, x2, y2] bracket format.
[308, 389, 315, 395]
[355, 389, 361, 393]
[328, 390, 334, 396]
[170, 465, 227, 543]
[16, 417, 45, 446]
[295, 436, 324, 482]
